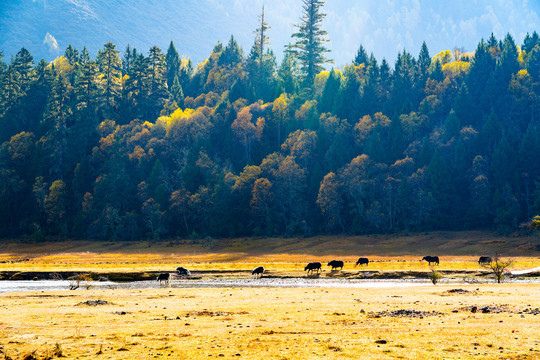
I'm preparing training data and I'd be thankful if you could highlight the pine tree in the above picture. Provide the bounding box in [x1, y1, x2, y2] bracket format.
[278, 49, 299, 95]
[522, 31, 539, 54]
[353, 45, 368, 66]
[80, 46, 90, 66]
[416, 41, 431, 99]
[96, 42, 122, 114]
[43, 75, 72, 180]
[12, 47, 35, 93]
[247, 6, 276, 101]
[219, 36, 243, 67]
[290, 0, 333, 86]
[165, 41, 180, 89]
[64, 44, 79, 65]
[170, 75, 184, 108]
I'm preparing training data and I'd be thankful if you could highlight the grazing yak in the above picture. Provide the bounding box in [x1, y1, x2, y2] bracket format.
[304, 262, 322, 274]
[355, 257, 369, 266]
[176, 267, 191, 277]
[478, 256, 492, 266]
[252, 266, 265, 277]
[157, 273, 170, 283]
[422, 256, 439, 265]
[327, 260, 344, 270]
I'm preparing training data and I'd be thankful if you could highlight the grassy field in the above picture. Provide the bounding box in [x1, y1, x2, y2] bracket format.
[0, 232, 539, 359]
[0, 231, 539, 276]
[1, 284, 539, 359]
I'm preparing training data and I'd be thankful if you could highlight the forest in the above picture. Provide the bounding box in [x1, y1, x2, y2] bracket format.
[0, 0, 540, 241]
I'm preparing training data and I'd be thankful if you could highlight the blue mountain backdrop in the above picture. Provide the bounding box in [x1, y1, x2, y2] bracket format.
[1, 0, 539, 66]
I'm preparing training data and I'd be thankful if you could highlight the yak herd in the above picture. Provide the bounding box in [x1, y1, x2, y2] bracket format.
[157, 256, 494, 281]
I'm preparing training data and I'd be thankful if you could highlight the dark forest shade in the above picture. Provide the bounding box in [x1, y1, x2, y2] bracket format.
[0, 16, 539, 240]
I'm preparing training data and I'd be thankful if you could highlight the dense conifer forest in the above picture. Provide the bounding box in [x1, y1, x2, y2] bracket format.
[1, 1, 540, 241]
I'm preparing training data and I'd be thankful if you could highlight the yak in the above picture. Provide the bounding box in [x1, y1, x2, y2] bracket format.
[304, 262, 322, 274]
[177, 266, 191, 277]
[157, 273, 170, 283]
[478, 256, 492, 266]
[327, 260, 344, 270]
[252, 266, 265, 277]
[422, 256, 439, 265]
[355, 257, 369, 266]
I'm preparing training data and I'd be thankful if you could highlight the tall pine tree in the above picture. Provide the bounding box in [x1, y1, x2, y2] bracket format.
[290, 0, 333, 86]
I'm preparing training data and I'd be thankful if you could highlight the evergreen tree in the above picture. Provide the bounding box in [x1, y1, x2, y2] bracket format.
[278, 49, 299, 94]
[80, 46, 90, 66]
[219, 35, 244, 67]
[146, 45, 169, 118]
[96, 42, 122, 115]
[522, 31, 539, 54]
[429, 59, 444, 82]
[170, 75, 184, 108]
[246, 6, 276, 101]
[353, 45, 368, 66]
[527, 45, 540, 82]
[64, 44, 79, 65]
[290, 0, 333, 86]
[319, 69, 341, 113]
[43, 75, 72, 180]
[12, 47, 35, 93]
[416, 41, 431, 98]
[165, 41, 180, 89]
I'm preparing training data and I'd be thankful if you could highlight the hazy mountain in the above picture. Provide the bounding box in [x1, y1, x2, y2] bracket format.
[0, 0, 259, 64]
[1, 0, 538, 67]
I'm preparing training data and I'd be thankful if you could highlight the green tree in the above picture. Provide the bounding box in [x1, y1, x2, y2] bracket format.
[45, 180, 67, 235]
[317, 172, 344, 231]
[353, 45, 368, 66]
[278, 49, 299, 94]
[96, 42, 122, 114]
[146, 45, 169, 118]
[290, 0, 333, 86]
[165, 41, 181, 89]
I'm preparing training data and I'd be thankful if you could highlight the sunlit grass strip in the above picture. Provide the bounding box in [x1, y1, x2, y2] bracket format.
[0, 284, 539, 359]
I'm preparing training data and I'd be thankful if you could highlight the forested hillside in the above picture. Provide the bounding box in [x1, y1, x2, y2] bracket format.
[1, 1, 540, 241]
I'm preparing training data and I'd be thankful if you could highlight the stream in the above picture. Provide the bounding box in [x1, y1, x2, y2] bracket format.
[1, 277, 538, 294]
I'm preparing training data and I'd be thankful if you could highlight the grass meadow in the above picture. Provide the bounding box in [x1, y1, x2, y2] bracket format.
[0, 231, 539, 359]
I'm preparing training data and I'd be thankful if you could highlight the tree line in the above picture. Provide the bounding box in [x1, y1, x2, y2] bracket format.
[1, 0, 540, 241]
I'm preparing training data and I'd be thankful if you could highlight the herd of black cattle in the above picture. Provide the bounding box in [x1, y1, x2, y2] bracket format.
[156, 256, 494, 282]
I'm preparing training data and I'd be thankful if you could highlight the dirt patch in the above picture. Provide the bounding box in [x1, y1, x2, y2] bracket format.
[463, 305, 511, 314]
[519, 307, 540, 315]
[185, 310, 249, 317]
[368, 309, 444, 318]
[76, 299, 110, 306]
[445, 288, 472, 294]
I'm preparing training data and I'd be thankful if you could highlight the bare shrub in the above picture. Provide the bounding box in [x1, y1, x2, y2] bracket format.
[489, 254, 513, 283]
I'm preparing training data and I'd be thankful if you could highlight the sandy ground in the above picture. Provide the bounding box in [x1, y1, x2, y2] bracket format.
[0, 284, 539, 359]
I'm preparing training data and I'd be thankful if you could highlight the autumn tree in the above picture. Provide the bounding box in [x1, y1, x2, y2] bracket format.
[231, 107, 264, 164]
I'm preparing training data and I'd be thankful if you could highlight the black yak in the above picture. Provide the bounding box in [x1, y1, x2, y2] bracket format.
[355, 257, 369, 266]
[252, 266, 265, 277]
[422, 256, 439, 265]
[478, 256, 492, 266]
[304, 262, 322, 274]
[327, 260, 344, 270]
[176, 267, 191, 277]
[157, 273, 170, 283]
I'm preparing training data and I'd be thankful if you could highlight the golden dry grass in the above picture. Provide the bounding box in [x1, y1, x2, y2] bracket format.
[0, 231, 539, 275]
[0, 284, 539, 359]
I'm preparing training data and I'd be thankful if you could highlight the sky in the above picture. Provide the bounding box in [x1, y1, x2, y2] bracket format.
[1, 0, 539, 67]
